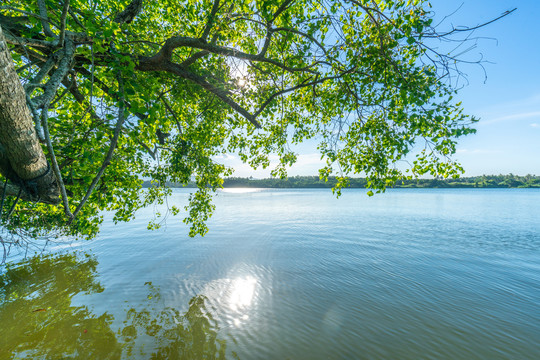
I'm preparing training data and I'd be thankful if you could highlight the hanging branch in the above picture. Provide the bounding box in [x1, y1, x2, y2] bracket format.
[69, 73, 127, 223]
[42, 108, 73, 219]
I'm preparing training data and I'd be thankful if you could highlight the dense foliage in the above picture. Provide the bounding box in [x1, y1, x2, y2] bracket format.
[0, 0, 504, 239]
[144, 174, 540, 189]
[220, 174, 540, 189]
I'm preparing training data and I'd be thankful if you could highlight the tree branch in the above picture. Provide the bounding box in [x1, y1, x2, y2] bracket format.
[37, 0, 55, 38]
[33, 39, 75, 109]
[180, 50, 210, 67]
[24, 55, 58, 95]
[273, 27, 327, 55]
[114, 0, 144, 24]
[141, 60, 261, 128]
[146, 36, 320, 74]
[272, 0, 296, 22]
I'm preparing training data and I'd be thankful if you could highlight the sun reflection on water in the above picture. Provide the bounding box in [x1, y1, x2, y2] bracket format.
[220, 188, 261, 194]
[228, 276, 257, 312]
[202, 271, 261, 328]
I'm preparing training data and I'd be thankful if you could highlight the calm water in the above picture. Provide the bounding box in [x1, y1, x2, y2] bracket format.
[1, 189, 539, 359]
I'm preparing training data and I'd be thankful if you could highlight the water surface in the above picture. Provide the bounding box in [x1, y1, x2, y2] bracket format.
[1, 189, 539, 359]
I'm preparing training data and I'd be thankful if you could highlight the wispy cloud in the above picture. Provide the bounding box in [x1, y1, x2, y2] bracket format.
[479, 111, 540, 126]
[531, 123, 540, 128]
[214, 154, 237, 161]
[456, 148, 503, 154]
[294, 153, 324, 166]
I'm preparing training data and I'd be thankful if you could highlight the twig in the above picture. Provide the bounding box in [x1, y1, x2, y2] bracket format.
[6, 187, 22, 220]
[0, 178, 7, 219]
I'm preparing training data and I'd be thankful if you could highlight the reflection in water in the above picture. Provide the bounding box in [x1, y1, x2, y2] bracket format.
[228, 276, 257, 312]
[0, 253, 232, 360]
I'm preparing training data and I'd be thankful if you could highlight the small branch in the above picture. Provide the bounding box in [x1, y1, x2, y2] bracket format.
[68, 7, 85, 30]
[58, 0, 70, 47]
[73, 66, 148, 122]
[201, 0, 221, 41]
[272, 0, 296, 22]
[137, 140, 157, 160]
[33, 39, 75, 108]
[16, 60, 36, 73]
[50, 86, 70, 108]
[24, 55, 58, 95]
[431, 8, 517, 38]
[6, 188, 22, 220]
[2, 31, 57, 48]
[0, 6, 59, 27]
[42, 108, 73, 219]
[273, 27, 327, 55]
[37, 0, 55, 38]
[254, 72, 349, 117]
[159, 95, 183, 134]
[26, 95, 45, 141]
[0, 178, 7, 219]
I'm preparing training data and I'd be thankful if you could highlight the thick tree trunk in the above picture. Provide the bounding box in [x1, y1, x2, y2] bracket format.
[0, 25, 60, 205]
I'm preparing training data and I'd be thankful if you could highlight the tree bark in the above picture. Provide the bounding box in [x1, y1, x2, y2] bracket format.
[0, 25, 60, 205]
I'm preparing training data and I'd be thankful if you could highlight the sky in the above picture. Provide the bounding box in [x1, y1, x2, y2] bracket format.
[223, 0, 540, 178]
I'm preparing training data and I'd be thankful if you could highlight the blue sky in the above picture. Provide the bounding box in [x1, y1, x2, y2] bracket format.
[224, 0, 540, 178]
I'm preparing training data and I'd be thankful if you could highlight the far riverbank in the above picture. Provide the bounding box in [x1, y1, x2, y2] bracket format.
[143, 174, 540, 189]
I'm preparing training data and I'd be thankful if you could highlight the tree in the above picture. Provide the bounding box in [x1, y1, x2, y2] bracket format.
[0, 0, 513, 239]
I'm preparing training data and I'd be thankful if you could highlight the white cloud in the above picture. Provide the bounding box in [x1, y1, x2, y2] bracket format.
[531, 123, 540, 128]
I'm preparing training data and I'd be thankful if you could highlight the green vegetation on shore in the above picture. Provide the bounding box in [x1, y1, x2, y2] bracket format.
[143, 174, 540, 189]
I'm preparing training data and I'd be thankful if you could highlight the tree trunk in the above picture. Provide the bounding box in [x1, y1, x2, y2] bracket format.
[0, 25, 59, 205]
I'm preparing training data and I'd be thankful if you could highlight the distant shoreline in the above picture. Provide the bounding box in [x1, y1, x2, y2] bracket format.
[142, 175, 540, 189]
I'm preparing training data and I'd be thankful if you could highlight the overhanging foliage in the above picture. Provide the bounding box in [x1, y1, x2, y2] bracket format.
[0, 0, 513, 239]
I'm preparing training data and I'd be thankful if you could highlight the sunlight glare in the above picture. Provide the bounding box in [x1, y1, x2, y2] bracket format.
[221, 188, 260, 193]
[228, 276, 257, 312]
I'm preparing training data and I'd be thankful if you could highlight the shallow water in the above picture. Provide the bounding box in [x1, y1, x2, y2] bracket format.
[1, 189, 539, 359]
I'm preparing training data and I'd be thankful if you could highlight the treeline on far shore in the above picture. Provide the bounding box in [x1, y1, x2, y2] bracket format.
[142, 174, 540, 189]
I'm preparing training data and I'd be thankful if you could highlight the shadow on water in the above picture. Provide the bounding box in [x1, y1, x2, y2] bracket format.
[0, 253, 234, 360]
